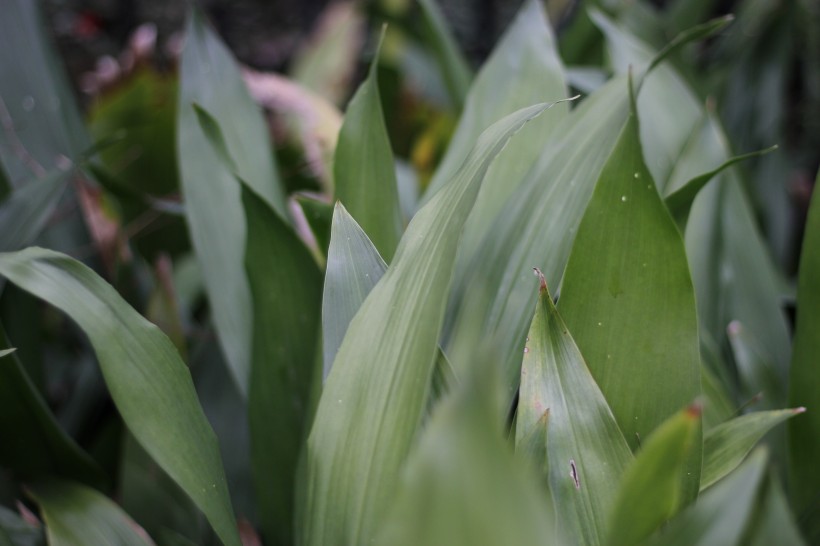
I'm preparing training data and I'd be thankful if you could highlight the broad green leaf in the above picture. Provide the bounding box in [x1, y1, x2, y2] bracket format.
[416, 0, 472, 111]
[322, 203, 387, 378]
[375, 358, 554, 546]
[334, 33, 402, 261]
[444, 76, 630, 406]
[702, 408, 805, 490]
[665, 145, 778, 228]
[746, 473, 807, 546]
[28, 481, 153, 546]
[0, 328, 103, 487]
[646, 448, 768, 546]
[0, 248, 240, 546]
[243, 184, 323, 546]
[0, 0, 87, 184]
[519, 272, 633, 546]
[0, 172, 68, 252]
[177, 11, 287, 395]
[557, 89, 702, 500]
[788, 171, 820, 540]
[422, 0, 568, 234]
[606, 405, 702, 546]
[302, 103, 552, 546]
[0, 505, 44, 546]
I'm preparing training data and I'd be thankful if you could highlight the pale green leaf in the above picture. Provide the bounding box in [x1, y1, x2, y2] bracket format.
[557, 89, 702, 500]
[606, 405, 702, 546]
[334, 33, 402, 261]
[0, 248, 240, 546]
[302, 103, 553, 546]
[788, 171, 820, 541]
[28, 480, 154, 546]
[746, 473, 807, 546]
[243, 184, 323, 545]
[520, 273, 633, 546]
[177, 11, 287, 395]
[702, 408, 805, 490]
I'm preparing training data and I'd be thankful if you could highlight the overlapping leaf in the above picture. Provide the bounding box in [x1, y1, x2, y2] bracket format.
[302, 103, 552, 546]
[0, 172, 68, 253]
[0, 248, 240, 546]
[177, 11, 287, 395]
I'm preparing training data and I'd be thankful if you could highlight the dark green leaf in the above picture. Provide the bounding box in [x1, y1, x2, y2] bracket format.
[0, 172, 68, 252]
[295, 196, 333, 258]
[0, 248, 240, 546]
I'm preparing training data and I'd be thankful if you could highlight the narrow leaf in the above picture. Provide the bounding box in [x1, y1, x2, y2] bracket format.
[28, 481, 154, 546]
[417, 0, 472, 111]
[520, 271, 633, 546]
[606, 404, 702, 546]
[0, 249, 240, 546]
[788, 171, 820, 540]
[558, 88, 702, 499]
[177, 11, 287, 395]
[302, 103, 553, 546]
[0, 326, 103, 487]
[244, 184, 323, 546]
[334, 31, 402, 261]
[0, 172, 67, 252]
[702, 408, 805, 490]
[646, 448, 768, 546]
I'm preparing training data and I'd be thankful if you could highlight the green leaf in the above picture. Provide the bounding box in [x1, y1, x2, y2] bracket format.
[789, 171, 820, 540]
[0, 172, 68, 252]
[177, 11, 287, 395]
[302, 103, 553, 546]
[606, 404, 702, 546]
[295, 196, 333, 257]
[0, 326, 104, 487]
[334, 32, 402, 262]
[700, 360, 736, 431]
[0, 505, 44, 546]
[243, 184, 323, 546]
[702, 408, 805, 490]
[727, 320, 786, 408]
[375, 358, 554, 546]
[416, 0, 473, 111]
[322, 203, 387, 378]
[519, 272, 633, 546]
[646, 448, 768, 546]
[557, 87, 702, 500]
[0, 248, 240, 546]
[28, 480, 153, 546]
[444, 76, 630, 407]
[665, 145, 778, 228]
[422, 0, 568, 230]
[746, 472, 807, 546]
[0, 0, 88, 183]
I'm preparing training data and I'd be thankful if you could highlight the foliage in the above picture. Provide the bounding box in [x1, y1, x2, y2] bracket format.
[0, 0, 817, 545]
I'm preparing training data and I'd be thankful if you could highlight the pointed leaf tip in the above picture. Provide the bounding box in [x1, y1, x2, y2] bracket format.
[532, 267, 547, 294]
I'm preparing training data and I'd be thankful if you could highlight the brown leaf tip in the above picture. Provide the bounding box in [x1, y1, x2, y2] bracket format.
[685, 401, 703, 418]
[533, 268, 548, 293]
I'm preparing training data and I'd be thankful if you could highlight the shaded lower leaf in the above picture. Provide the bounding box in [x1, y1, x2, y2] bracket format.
[28, 480, 154, 546]
[518, 272, 632, 546]
[606, 404, 702, 546]
[746, 472, 807, 546]
[0, 505, 44, 546]
[295, 196, 333, 258]
[0, 248, 240, 546]
[0, 172, 67, 252]
[0, 327, 104, 487]
[702, 408, 804, 490]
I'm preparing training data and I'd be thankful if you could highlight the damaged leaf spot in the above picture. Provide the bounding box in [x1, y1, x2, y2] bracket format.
[570, 459, 580, 489]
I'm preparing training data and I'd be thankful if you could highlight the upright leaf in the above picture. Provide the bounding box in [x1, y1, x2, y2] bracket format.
[376, 357, 554, 546]
[788, 172, 820, 541]
[334, 34, 402, 261]
[646, 449, 768, 546]
[519, 272, 633, 546]
[177, 11, 287, 395]
[0, 249, 240, 546]
[558, 86, 702, 500]
[0, 329, 103, 487]
[243, 185, 323, 546]
[302, 103, 552, 546]
[702, 408, 805, 490]
[606, 405, 702, 546]
[322, 204, 387, 377]
[0, 172, 68, 252]
[28, 481, 153, 546]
